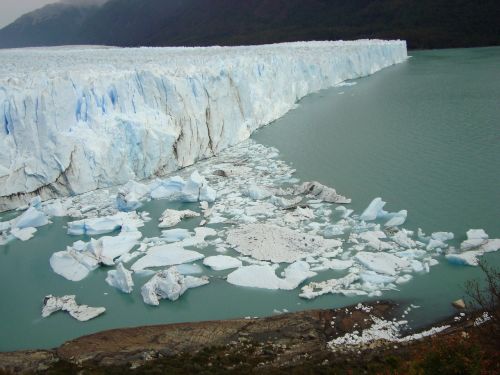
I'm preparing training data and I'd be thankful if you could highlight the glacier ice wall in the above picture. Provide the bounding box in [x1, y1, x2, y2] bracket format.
[0, 40, 407, 211]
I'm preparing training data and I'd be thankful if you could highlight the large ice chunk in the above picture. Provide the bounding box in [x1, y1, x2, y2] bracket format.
[158, 209, 199, 228]
[227, 261, 315, 290]
[226, 224, 341, 263]
[355, 252, 410, 275]
[131, 245, 204, 271]
[13, 206, 49, 229]
[42, 295, 105, 321]
[105, 263, 134, 293]
[359, 198, 386, 221]
[141, 267, 208, 305]
[203, 255, 242, 271]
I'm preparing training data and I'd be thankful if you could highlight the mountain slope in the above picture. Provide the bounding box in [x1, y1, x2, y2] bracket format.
[0, 0, 499, 49]
[0, 3, 99, 48]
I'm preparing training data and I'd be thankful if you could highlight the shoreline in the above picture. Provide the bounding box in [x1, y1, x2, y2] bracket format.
[1, 301, 496, 374]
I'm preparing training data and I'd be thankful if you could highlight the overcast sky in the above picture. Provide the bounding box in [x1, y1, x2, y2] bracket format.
[0, 0, 107, 29]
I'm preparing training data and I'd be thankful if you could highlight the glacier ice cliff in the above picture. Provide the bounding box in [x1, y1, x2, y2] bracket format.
[0, 40, 407, 211]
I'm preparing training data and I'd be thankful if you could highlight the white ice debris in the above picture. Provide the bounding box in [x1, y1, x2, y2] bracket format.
[10, 226, 37, 241]
[446, 229, 499, 266]
[13, 206, 49, 229]
[67, 212, 143, 236]
[384, 210, 407, 227]
[42, 295, 105, 321]
[50, 230, 141, 281]
[131, 245, 204, 271]
[300, 273, 359, 299]
[161, 228, 192, 242]
[355, 252, 410, 276]
[141, 267, 209, 305]
[360, 198, 386, 221]
[105, 263, 134, 293]
[158, 209, 199, 228]
[294, 181, 351, 203]
[226, 223, 340, 263]
[227, 261, 316, 290]
[203, 255, 242, 271]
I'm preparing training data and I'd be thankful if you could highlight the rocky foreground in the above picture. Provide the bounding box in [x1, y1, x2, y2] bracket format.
[1, 301, 498, 374]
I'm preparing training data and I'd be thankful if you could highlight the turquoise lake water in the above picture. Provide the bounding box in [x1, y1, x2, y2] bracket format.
[0, 46, 498, 351]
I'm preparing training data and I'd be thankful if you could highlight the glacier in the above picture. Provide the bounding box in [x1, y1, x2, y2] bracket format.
[0, 40, 407, 211]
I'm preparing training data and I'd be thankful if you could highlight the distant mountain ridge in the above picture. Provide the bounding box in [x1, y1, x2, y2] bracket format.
[0, 0, 499, 49]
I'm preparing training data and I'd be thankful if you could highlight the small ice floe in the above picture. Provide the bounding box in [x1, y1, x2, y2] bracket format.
[294, 181, 351, 204]
[161, 228, 192, 243]
[131, 245, 204, 271]
[50, 248, 99, 281]
[42, 200, 67, 217]
[203, 255, 242, 271]
[42, 295, 105, 321]
[335, 206, 353, 218]
[358, 230, 393, 251]
[391, 229, 416, 248]
[300, 273, 359, 299]
[446, 229, 499, 266]
[244, 184, 274, 200]
[67, 211, 143, 236]
[158, 209, 199, 228]
[355, 252, 410, 276]
[384, 210, 407, 227]
[13, 206, 49, 229]
[269, 195, 303, 209]
[226, 223, 341, 263]
[227, 261, 316, 290]
[461, 229, 489, 250]
[141, 267, 209, 305]
[360, 197, 386, 221]
[10, 227, 37, 241]
[181, 171, 217, 202]
[116, 180, 150, 211]
[105, 263, 134, 293]
[50, 230, 141, 281]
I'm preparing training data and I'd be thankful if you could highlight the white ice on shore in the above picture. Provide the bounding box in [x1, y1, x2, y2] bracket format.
[0, 40, 407, 211]
[42, 295, 105, 321]
[105, 263, 134, 293]
[203, 255, 242, 271]
[141, 267, 209, 305]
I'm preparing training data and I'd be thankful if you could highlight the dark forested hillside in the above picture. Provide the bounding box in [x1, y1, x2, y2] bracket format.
[1, 0, 499, 49]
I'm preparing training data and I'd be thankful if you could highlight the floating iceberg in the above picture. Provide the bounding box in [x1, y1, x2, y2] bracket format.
[131, 245, 204, 271]
[67, 212, 143, 236]
[13, 206, 49, 229]
[294, 182, 351, 204]
[203, 255, 242, 271]
[42, 295, 105, 321]
[355, 252, 410, 276]
[105, 263, 134, 293]
[158, 209, 199, 228]
[226, 223, 341, 263]
[227, 261, 315, 290]
[141, 267, 208, 305]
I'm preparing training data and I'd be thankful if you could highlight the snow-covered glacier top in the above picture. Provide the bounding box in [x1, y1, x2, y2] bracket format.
[0, 40, 407, 211]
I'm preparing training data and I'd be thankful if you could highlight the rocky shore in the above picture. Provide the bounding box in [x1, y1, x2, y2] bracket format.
[1, 301, 498, 374]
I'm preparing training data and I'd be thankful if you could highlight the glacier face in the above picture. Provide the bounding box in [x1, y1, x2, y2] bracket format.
[0, 40, 407, 211]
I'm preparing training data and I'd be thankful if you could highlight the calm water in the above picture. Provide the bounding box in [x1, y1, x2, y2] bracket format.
[1, 47, 499, 351]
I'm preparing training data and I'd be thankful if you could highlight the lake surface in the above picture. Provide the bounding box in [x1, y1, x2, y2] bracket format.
[1, 46, 499, 351]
